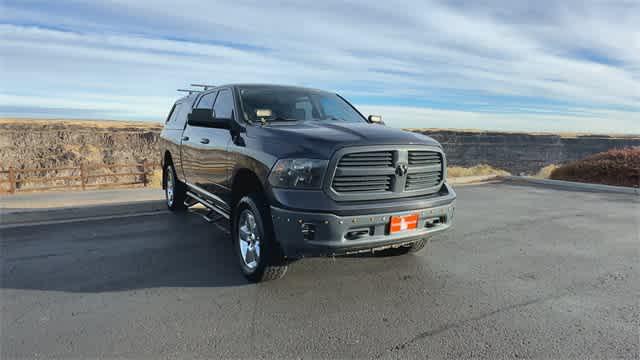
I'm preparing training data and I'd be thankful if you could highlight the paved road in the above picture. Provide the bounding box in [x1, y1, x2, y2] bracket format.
[1, 188, 163, 213]
[1, 183, 638, 358]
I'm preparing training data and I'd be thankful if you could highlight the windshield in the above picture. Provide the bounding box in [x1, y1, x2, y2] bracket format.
[239, 86, 366, 123]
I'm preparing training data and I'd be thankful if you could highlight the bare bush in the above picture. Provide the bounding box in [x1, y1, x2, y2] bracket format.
[550, 147, 640, 188]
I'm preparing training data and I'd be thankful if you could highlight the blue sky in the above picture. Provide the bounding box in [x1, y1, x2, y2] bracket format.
[0, 0, 638, 133]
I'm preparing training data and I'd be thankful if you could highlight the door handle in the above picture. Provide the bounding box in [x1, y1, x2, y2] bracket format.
[182, 136, 189, 141]
[200, 138, 210, 144]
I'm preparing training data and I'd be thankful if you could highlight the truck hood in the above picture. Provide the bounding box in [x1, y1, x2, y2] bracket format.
[246, 121, 441, 158]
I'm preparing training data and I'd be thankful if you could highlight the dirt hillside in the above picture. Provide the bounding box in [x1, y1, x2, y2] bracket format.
[0, 118, 162, 170]
[2, 118, 639, 192]
[0, 118, 162, 191]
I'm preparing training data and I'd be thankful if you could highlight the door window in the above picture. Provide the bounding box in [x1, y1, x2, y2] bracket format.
[196, 91, 217, 109]
[213, 89, 234, 119]
[165, 102, 190, 129]
[173, 102, 191, 129]
[165, 103, 177, 124]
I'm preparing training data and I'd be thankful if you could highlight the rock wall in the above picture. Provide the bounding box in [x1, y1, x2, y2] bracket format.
[0, 119, 162, 170]
[414, 130, 640, 175]
[0, 119, 163, 190]
[1, 119, 638, 178]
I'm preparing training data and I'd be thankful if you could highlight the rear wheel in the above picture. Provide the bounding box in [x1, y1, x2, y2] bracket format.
[164, 162, 186, 211]
[233, 193, 287, 282]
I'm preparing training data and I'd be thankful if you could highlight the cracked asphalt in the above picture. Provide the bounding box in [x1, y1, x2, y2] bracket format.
[1, 183, 638, 358]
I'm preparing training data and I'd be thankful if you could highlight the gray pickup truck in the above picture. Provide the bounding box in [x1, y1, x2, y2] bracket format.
[160, 84, 456, 282]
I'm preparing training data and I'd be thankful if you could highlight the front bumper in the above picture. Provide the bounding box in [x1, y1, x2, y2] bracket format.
[270, 198, 455, 258]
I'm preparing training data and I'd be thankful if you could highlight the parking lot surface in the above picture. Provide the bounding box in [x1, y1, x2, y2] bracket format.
[1, 183, 638, 358]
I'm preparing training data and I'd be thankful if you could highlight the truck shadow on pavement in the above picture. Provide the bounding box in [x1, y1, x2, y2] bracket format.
[1, 211, 434, 292]
[1, 213, 249, 291]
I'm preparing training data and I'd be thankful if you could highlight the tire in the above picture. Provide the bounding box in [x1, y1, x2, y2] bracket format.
[164, 162, 187, 211]
[233, 193, 288, 282]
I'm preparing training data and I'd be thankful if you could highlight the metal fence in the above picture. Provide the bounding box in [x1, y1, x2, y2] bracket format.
[0, 161, 159, 194]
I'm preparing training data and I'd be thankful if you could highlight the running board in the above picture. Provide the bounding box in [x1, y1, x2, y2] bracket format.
[201, 211, 225, 223]
[186, 191, 230, 220]
[183, 197, 198, 208]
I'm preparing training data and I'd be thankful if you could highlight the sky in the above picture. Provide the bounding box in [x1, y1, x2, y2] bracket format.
[0, 0, 638, 133]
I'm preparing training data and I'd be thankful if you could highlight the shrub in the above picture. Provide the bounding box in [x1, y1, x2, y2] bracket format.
[550, 147, 640, 188]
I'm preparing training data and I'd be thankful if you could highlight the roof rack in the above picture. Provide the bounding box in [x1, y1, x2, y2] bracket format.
[177, 89, 202, 95]
[190, 83, 216, 90]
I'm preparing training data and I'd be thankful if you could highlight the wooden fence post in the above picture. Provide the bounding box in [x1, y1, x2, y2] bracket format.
[8, 167, 15, 194]
[141, 160, 148, 187]
[80, 163, 86, 190]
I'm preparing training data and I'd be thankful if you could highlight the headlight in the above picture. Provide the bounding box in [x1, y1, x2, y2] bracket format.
[268, 159, 328, 189]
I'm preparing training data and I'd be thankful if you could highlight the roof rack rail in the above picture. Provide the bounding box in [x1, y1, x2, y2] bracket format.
[177, 89, 201, 95]
[190, 83, 216, 90]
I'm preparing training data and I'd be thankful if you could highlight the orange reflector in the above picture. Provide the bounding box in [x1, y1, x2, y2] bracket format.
[390, 213, 419, 233]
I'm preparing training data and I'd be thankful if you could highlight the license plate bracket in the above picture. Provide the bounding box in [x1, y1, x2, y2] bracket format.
[389, 213, 419, 234]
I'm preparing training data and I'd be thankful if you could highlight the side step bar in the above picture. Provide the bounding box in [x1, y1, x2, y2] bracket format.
[185, 190, 230, 220]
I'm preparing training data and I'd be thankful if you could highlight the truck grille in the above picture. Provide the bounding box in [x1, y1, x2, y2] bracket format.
[408, 151, 441, 166]
[405, 151, 443, 191]
[329, 147, 444, 201]
[337, 151, 393, 168]
[405, 172, 442, 190]
[332, 175, 393, 193]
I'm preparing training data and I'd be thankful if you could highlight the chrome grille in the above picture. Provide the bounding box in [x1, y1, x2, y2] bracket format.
[408, 151, 441, 166]
[332, 175, 393, 193]
[329, 147, 445, 200]
[405, 151, 443, 191]
[405, 172, 442, 190]
[337, 151, 393, 168]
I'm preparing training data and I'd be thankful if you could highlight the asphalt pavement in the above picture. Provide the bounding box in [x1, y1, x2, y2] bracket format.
[1, 183, 638, 358]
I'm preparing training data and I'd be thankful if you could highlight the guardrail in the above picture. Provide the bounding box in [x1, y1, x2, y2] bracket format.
[0, 161, 159, 194]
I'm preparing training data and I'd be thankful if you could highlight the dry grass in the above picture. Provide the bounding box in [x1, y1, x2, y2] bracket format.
[406, 128, 640, 139]
[447, 164, 510, 178]
[148, 169, 163, 189]
[533, 164, 559, 179]
[550, 147, 640, 187]
[0, 118, 162, 130]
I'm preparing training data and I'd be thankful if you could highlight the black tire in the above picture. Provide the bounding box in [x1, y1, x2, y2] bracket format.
[164, 162, 187, 211]
[232, 193, 287, 282]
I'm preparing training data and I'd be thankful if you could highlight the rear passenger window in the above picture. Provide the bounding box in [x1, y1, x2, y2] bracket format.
[165, 104, 177, 124]
[166, 102, 190, 129]
[213, 89, 234, 119]
[196, 91, 217, 109]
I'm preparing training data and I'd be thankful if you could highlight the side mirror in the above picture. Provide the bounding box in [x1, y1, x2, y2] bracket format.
[187, 109, 231, 129]
[368, 115, 384, 125]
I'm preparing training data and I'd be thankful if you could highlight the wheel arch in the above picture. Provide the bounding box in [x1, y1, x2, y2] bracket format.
[231, 168, 266, 208]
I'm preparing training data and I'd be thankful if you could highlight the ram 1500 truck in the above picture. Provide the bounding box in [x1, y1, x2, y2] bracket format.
[160, 84, 456, 282]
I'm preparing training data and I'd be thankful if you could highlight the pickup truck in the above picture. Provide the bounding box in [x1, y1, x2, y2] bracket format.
[160, 84, 456, 282]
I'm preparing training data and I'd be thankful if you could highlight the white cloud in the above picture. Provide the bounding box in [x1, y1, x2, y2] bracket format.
[360, 105, 640, 134]
[0, 0, 638, 133]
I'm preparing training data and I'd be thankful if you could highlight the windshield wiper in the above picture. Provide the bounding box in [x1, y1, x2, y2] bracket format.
[321, 116, 346, 121]
[260, 116, 298, 125]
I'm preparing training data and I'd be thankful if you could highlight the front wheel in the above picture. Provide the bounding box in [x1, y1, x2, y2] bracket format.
[233, 193, 287, 282]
